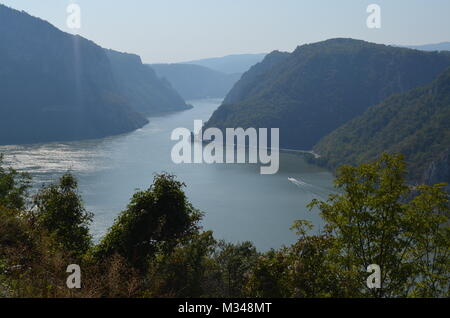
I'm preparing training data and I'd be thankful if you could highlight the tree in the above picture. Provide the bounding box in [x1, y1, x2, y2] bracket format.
[214, 241, 259, 297]
[308, 153, 450, 297]
[0, 154, 30, 210]
[32, 173, 93, 257]
[245, 221, 357, 298]
[244, 249, 290, 298]
[146, 231, 216, 297]
[286, 220, 352, 297]
[95, 173, 202, 270]
[406, 184, 450, 297]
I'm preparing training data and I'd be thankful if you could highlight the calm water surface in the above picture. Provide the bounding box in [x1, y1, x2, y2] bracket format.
[0, 99, 334, 250]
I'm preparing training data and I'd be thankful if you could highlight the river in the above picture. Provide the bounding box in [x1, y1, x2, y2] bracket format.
[0, 98, 334, 250]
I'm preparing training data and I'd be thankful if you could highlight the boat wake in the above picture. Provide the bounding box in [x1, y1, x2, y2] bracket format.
[288, 177, 327, 199]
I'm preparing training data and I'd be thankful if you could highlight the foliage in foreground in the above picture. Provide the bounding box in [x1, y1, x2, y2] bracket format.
[0, 153, 448, 298]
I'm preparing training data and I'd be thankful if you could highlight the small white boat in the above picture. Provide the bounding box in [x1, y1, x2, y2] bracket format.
[288, 177, 307, 186]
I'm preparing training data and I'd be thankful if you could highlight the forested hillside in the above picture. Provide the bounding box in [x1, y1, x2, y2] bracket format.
[0, 5, 190, 145]
[0, 5, 150, 145]
[206, 39, 450, 150]
[314, 67, 450, 185]
[107, 50, 190, 114]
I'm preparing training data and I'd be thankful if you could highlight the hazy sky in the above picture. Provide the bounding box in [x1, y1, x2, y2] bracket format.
[1, 0, 449, 63]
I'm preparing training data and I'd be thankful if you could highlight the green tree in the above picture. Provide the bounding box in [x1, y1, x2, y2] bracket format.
[286, 220, 350, 297]
[0, 154, 30, 210]
[214, 241, 259, 297]
[308, 153, 450, 297]
[245, 221, 357, 298]
[245, 249, 291, 298]
[146, 231, 216, 297]
[32, 173, 93, 257]
[95, 173, 202, 270]
[406, 184, 450, 297]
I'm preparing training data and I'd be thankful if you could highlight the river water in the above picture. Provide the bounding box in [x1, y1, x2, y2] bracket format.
[0, 98, 334, 250]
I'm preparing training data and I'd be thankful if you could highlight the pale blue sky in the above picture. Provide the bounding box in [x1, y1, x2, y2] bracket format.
[1, 0, 449, 63]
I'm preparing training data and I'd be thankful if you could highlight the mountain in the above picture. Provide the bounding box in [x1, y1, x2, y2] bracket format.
[150, 63, 241, 100]
[400, 42, 450, 52]
[106, 50, 190, 114]
[182, 53, 266, 74]
[0, 4, 150, 145]
[314, 67, 450, 185]
[0, 5, 189, 145]
[206, 38, 450, 150]
[221, 50, 290, 105]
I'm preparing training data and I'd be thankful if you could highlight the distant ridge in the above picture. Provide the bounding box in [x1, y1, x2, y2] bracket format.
[150, 63, 241, 100]
[399, 42, 450, 52]
[182, 53, 266, 74]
